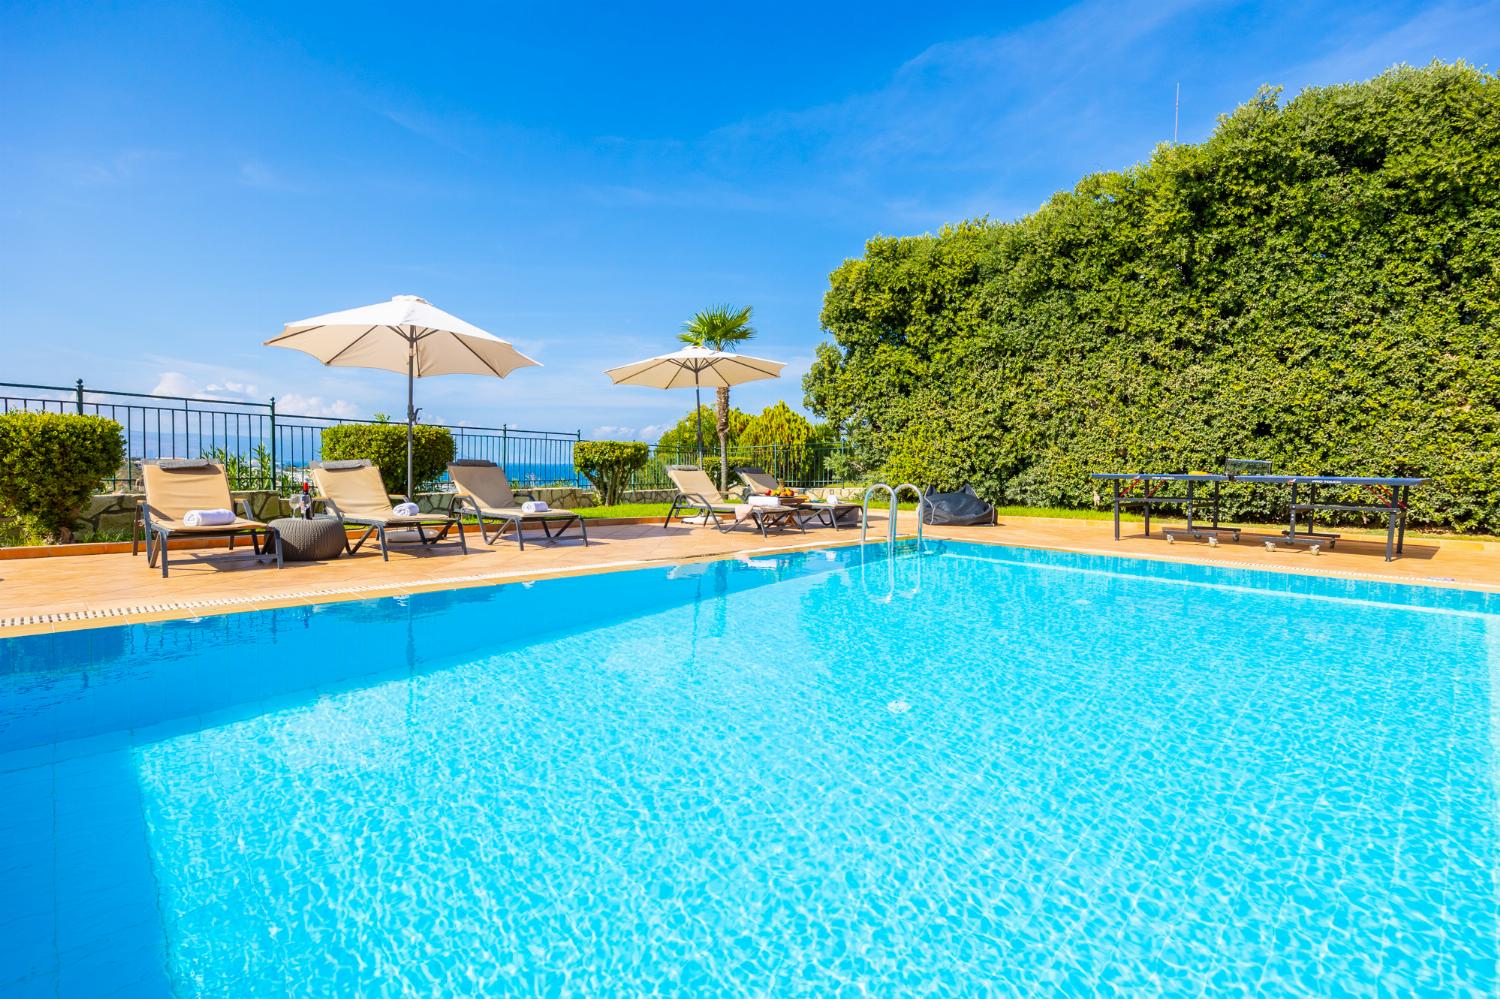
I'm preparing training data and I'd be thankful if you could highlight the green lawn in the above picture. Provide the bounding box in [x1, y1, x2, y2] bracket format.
[577, 503, 672, 519]
[573, 501, 1489, 542]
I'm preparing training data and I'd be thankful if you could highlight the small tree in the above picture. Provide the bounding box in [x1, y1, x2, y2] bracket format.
[0, 411, 125, 543]
[678, 304, 757, 488]
[574, 441, 648, 506]
[321, 423, 455, 495]
[654, 405, 750, 460]
[740, 401, 817, 482]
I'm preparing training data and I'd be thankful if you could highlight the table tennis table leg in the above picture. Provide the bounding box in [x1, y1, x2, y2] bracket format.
[1397, 485, 1409, 554]
[1211, 480, 1221, 530]
[1112, 481, 1120, 541]
[1287, 481, 1299, 545]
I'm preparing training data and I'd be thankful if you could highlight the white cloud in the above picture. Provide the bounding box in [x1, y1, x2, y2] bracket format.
[151, 370, 360, 419]
[588, 424, 665, 441]
[152, 371, 235, 400]
[583, 423, 677, 442]
[276, 394, 363, 420]
[70, 148, 173, 186]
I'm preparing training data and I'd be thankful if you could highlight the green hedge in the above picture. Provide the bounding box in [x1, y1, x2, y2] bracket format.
[806, 63, 1500, 532]
[574, 440, 649, 506]
[0, 411, 125, 543]
[321, 423, 455, 495]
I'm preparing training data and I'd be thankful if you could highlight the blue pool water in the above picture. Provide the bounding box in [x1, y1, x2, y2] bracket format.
[2, 541, 1497, 996]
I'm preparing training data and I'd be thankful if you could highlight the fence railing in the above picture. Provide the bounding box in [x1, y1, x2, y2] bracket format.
[0, 380, 851, 496]
[0, 381, 582, 493]
[630, 444, 850, 492]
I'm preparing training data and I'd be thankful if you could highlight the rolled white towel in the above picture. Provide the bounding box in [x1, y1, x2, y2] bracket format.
[748, 495, 782, 508]
[521, 500, 550, 513]
[183, 508, 235, 528]
[392, 501, 421, 517]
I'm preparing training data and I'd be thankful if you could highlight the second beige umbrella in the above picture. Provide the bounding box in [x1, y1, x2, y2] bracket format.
[604, 346, 785, 466]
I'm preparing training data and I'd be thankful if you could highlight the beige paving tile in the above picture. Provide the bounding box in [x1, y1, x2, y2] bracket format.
[2, 512, 1495, 637]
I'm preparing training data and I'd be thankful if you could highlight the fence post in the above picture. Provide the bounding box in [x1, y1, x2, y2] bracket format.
[502, 424, 509, 473]
[75, 379, 84, 414]
[268, 396, 277, 492]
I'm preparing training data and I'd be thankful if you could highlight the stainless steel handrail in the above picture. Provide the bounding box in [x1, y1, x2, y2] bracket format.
[861, 483, 894, 544]
[860, 482, 926, 548]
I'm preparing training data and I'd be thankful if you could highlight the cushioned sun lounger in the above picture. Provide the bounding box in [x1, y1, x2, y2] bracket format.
[310, 460, 467, 560]
[136, 459, 283, 577]
[734, 465, 862, 529]
[446, 459, 588, 549]
[664, 465, 806, 537]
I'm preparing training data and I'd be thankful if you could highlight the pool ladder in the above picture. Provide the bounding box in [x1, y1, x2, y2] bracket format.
[861, 483, 926, 548]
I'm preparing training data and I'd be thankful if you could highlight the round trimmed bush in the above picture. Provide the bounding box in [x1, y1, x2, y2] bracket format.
[321, 423, 455, 495]
[0, 411, 125, 543]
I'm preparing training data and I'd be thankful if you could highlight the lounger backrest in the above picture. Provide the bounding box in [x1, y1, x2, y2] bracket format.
[666, 465, 725, 505]
[141, 460, 233, 520]
[311, 460, 396, 518]
[735, 466, 779, 494]
[448, 460, 516, 509]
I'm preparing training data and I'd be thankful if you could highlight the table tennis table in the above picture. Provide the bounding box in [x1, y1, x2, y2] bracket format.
[1090, 470, 1427, 561]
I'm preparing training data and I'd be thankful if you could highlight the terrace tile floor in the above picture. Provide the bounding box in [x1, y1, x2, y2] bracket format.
[2, 514, 1497, 637]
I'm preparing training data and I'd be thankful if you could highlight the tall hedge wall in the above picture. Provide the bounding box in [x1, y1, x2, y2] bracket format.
[805, 63, 1500, 531]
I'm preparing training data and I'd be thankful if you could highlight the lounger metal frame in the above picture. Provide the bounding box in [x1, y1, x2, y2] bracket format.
[446, 493, 589, 550]
[733, 465, 863, 530]
[663, 480, 808, 538]
[133, 466, 284, 578]
[314, 497, 468, 561]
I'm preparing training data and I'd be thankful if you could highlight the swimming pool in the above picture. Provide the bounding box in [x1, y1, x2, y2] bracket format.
[2, 541, 1496, 995]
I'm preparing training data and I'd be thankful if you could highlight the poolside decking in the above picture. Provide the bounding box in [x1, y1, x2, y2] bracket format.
[2, 514, 1498, 637]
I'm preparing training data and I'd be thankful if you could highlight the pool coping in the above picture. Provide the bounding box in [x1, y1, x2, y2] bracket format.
[4, 519, 1498, 639]
[0, 534, 874, 637]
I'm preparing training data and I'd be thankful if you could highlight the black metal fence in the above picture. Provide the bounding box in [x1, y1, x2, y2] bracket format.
[631, 444, 851, 493]
[0, 381, 582, 492]
[0, 380, 851, 495]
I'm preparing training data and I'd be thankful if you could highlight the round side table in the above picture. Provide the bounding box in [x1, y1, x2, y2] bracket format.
[268, 515, 347, 562]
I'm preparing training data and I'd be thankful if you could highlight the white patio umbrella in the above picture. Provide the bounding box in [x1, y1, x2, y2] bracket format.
[603, 345, 785, 465]
[265, 295, 539, 497]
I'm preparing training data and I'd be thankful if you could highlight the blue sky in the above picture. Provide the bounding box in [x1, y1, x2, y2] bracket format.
[3, 1, 1497, 440]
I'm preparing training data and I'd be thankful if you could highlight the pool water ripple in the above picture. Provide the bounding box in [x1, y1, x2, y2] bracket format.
[0, 542, 1496, 995]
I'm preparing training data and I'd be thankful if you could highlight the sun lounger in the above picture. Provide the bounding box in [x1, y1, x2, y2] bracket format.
[664, 465, 806, 536]
[446, 460, 588, 549]
[136, 459, 283, 577]
[310, 460, 467, 560]
[735, 465, 862, 529]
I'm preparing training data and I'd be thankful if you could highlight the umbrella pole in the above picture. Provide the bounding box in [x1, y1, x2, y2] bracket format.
[406, 339, 416, 500]
[693, 370, 704, 467]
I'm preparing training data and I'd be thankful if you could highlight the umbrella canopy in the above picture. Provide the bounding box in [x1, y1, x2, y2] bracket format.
[265, 295, 539, 497]
[604, 346, 784, 463]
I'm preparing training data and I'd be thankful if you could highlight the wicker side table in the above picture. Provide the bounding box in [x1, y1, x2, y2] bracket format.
[268, 516, 347, 562]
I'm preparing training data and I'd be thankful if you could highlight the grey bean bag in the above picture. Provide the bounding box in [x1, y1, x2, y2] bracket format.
[922, 484, 996, 526]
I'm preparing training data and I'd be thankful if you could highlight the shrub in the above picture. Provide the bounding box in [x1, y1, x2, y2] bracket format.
[320, 423, 455, 495]
[654, 405, 750, 458]
[807, 63, 1500, 531]
[574, 440, 649, 506]
[0, 411, 125, 543]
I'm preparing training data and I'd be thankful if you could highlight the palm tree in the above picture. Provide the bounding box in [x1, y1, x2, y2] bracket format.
[679, 304, 757, 489]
